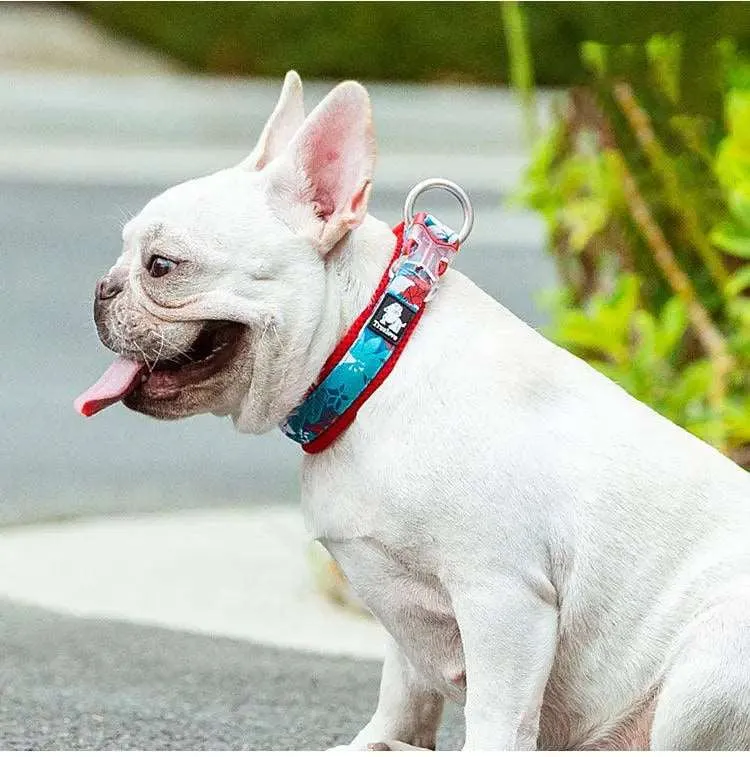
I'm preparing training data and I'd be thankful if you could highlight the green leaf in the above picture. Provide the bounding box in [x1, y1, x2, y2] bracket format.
[561, 197, 609, 252]
[726, 91, 750, 147]
[535, 286, 573, 317]
[601, 149, 626, 208]
[631, 310, 659, 375]
[581, 41, 607, 78]
[668, 360, 715, 414]
[646, 34, 681, 104]
[715, 141, 750, 191]
[729, 184, 750, 229]
[670, 115, 713, 164]
[728, 296, 750, 326]
[725, 266, 750, 298]
[605, 274, 641, 331]
[727, 329, 750, 359]
[554, 310, 627, 362]
[687, 417, 727, 446]
[710, 221, 750, 258]
[655, 297, 688, 357]
[723, 398, 750, 442]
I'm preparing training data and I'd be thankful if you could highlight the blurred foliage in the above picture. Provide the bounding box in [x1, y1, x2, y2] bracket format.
[502, 0, 538, 143]
[77, 3, 749, 99]
[518, 34, 750, 464]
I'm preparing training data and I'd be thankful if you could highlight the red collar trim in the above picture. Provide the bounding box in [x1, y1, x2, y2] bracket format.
[301, 222, 405, 453]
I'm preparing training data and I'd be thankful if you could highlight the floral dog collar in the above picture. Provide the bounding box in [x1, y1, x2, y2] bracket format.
[281, 179, 473, 453]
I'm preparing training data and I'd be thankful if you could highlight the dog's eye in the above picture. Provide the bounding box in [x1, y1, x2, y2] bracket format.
[147, 255, 177, 278]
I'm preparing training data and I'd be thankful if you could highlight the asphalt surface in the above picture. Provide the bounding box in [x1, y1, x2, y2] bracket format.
[0, 599, 464, 750]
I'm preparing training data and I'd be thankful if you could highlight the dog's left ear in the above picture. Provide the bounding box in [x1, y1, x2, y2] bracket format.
[265, 80, 376, 254]
[241, 71, 305, 171]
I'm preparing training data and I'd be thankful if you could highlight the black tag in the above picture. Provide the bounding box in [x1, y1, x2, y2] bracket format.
[367, 294, 417, 345]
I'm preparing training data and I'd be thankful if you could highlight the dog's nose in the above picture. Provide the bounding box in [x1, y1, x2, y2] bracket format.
[95, 270, 126, 301]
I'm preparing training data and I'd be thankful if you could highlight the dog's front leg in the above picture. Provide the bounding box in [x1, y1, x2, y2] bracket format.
[453, 575, 558, 750]
[333, 636, 443, 751]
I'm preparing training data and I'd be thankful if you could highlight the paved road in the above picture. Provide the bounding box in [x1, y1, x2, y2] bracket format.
[0, 599, 464, 750]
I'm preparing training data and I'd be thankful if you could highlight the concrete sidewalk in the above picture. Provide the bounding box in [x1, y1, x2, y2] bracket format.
[0, 508, 387, 661]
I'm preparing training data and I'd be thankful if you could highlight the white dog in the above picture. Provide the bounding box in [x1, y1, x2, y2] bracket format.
[76, 72, 750, 750]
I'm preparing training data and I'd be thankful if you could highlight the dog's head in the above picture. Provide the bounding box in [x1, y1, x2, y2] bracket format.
[76, 72, 376, 433]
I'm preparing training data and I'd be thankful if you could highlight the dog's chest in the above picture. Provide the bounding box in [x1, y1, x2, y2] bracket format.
[301, 439, 469, 696]
[322, 533, 466, 699]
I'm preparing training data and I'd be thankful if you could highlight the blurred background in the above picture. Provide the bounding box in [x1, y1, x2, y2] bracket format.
[2, 1, 750, 749]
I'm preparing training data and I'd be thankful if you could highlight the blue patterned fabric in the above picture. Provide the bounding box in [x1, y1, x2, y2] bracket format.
[280, 213, 460, 449]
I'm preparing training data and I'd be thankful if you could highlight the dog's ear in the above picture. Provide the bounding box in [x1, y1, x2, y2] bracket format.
[240, 71, 305, 171]
[265, 80, 375, 254]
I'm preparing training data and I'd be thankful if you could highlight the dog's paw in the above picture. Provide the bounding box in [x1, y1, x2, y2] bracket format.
[327, 741, 430, 752]
[366, 742, 431, 751]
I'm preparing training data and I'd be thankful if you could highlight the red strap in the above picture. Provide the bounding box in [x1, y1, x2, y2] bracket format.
[301, 223, 406, 454]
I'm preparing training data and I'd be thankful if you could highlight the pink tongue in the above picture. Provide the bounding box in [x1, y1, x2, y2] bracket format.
[74, 356, 146, 417]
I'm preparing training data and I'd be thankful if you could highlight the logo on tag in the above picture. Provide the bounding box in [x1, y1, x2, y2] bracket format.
[367, 294, 416, 345]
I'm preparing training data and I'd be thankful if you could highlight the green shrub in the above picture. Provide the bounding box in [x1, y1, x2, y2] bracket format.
[76, 2, 750, 95]
[519, 36, 750, 464]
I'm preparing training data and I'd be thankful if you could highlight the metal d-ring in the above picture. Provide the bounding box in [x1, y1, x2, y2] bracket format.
[403, 178, 474, 244]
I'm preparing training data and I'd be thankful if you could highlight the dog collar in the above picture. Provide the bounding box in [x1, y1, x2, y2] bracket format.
[281, 179, 473, 453]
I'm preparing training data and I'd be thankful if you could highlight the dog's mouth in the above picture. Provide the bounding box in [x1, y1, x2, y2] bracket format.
[75, 320, 245, 417]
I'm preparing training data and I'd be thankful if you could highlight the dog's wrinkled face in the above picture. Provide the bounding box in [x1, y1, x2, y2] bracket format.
[78, 71, 376, 433]
[95, 168, 308, 424]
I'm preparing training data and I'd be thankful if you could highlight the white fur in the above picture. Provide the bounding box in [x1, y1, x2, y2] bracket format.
[241, 71, 305, 171]
[115, 73, 750, 750]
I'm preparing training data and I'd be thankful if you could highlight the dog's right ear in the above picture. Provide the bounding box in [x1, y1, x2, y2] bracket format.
[240, 71, 305, 171]
[263, 80, 376, 255]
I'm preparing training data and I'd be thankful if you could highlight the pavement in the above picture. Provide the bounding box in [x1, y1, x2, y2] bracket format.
[0, 3, 553, 749]
[0, 509, 463, 750]
[0, 600, 465, 750]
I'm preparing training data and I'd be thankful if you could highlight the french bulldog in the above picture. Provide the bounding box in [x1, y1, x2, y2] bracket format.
[77, 72, 750, 750]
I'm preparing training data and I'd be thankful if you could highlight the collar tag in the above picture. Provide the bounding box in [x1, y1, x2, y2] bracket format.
[281, 180, 473, 453]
